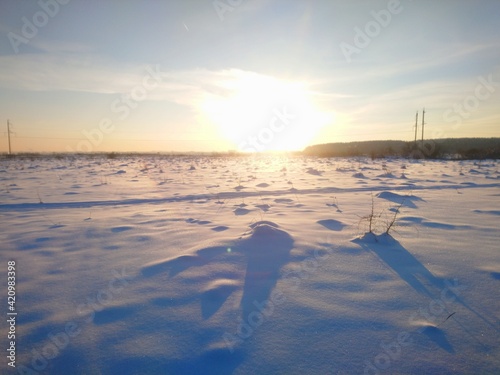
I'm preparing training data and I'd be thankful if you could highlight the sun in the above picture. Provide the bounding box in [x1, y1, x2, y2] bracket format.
[201, 71, 333, 152]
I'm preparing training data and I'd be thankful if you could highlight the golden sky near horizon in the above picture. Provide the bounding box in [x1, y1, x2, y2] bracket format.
[1, 0, 499, 153]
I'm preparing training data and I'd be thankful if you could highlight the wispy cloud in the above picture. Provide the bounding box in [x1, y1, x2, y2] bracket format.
[0, 53, 326, 114]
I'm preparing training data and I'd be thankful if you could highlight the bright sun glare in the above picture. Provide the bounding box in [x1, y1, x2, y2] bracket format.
[201, 72, 332, 152]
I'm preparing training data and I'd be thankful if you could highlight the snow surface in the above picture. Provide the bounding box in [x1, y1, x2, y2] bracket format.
[0, 155, 499, 374]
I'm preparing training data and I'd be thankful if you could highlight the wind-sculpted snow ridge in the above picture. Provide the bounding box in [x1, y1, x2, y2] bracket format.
[142, 220, 293, 318]
[376, 191, 424, 208]
[136, 221, 294, 372]
[1, 181, 499, 212]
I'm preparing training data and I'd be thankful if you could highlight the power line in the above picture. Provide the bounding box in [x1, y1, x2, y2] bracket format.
[12, 135, 222, 142]
[15, 136, 88, 141]
[7, 120, 12, 155]
[414, 111, 418, 144]
[421, 108, 425, 146]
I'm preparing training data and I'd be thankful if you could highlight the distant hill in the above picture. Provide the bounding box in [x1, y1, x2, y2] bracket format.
[302, 138, 500, 159]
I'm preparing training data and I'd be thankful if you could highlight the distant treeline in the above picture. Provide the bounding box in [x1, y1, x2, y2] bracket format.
[0, 151, 249, 161]
[302, 138, 500, 159]
[2, 138, 499, 160]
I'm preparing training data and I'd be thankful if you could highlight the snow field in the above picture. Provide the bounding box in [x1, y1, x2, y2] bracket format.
[0, 155, 499, 374]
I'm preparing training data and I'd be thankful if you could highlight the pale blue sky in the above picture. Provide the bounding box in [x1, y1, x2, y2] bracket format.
[0, 0, 499, 152]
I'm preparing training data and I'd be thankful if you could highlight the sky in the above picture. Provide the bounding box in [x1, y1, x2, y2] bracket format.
[0, 0, 499, 153]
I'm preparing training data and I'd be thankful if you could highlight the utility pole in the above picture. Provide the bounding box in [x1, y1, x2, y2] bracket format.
[414, 111, 419, 144]
[7, 120, 12, 155]
[421, 108, 425, 147]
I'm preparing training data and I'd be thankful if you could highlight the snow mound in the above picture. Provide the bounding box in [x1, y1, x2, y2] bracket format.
[306, 167, 323, 176]
[256, 182, 270, 188]
[244, 221, 293, 246]
[352, 172, 366, 178]
[317, 219, 346, 231]
[353, 232, 397, 244]
[376, 172, 396, 178]
[233, 207, 251, 215]
[250, 223, 282, 238]
[249, 220, 279, 229]
[376, 191, 423, 208]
